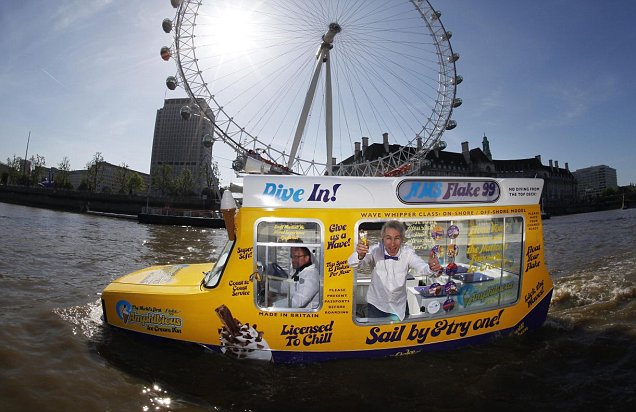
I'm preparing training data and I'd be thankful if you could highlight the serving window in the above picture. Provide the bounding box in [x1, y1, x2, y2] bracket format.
[353, 215, 524, 323]
[254, 219, 323, 312]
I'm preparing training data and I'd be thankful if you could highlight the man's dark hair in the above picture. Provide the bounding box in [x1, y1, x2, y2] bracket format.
[288, 238, 310, 258]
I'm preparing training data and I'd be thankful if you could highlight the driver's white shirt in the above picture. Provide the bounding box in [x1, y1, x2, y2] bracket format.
[289, 263, 320, 309]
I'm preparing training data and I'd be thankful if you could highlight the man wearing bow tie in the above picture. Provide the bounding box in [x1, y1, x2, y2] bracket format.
[348, 220, 441, 320]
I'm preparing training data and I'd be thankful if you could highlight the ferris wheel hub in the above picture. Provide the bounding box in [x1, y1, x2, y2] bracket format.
[322, 23, 342, 44]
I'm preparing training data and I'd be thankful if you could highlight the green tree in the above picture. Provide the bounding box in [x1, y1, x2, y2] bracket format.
[85, 152, 105, 192]
[151, 164, 173, 197]
[29, 154, 46, 186]
[202, 160, 222, 203]
[6, 155, 32, 185]
[54, 157, 73, 189]
[174, 168, 195, 197]
[203, 160, 219, 188]
[601, 187, 618, 197]
[77, 179, 89, 191]
[126, 172, 146, 195]
[114, 162, 131, 194]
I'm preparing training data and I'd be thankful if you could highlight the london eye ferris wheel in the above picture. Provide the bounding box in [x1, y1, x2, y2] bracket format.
[161, 0, 461, 177]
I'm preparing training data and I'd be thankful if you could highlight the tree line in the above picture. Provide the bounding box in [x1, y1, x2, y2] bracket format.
[150, 161, 220, 198]
[2, 152, 145, 195]
[2, 151, 221, 199]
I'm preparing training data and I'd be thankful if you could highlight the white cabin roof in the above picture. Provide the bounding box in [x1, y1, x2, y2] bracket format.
[242, 175, 543, 209]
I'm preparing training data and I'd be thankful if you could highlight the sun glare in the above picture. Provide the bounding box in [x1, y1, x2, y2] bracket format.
[209, 5, 260, 57]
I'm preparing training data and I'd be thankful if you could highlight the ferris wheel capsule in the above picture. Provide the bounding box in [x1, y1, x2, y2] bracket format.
[166, 76, 178, 90]
[452, 98, 463, 108]
[451, 75, 463, 85]
[162, 18, 173, 33]
[170, 0, 182, 8]
[445, 120, 457, 130]
[180, 105, 191, 120]
[440, 31, 452, 41]
[160, 46, 172, 61]
[202, 134, 214, 148]
[448, 53, 460, 63]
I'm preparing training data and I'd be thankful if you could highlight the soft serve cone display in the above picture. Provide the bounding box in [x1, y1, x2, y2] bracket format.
[215, 304, 272, 361]
[220, 190, 238, 241]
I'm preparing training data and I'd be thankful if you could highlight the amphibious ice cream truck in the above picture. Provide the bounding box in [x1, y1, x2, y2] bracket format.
[101, 175, 553, 362]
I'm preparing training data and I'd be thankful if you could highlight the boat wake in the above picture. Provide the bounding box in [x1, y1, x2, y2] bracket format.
[548, 253, 636, 329]
[53, 299, 104, 339]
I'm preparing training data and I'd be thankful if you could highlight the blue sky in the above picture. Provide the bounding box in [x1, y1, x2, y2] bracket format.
[1, 0, 635, 186]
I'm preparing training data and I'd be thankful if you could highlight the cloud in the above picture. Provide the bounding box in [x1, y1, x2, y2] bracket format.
[52, 0, 113, 32]
[548, 73, 619, 125]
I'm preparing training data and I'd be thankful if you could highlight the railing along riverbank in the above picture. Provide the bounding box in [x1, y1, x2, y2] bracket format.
[0, 185, 219, 217]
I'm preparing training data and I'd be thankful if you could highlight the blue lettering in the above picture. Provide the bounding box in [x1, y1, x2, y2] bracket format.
[403, 182, 443, 200]
[280, 186, 292, 201]
[293, 189, 304, 202]
[262, 183, 305, 202]
[402, 182, 421, 200]
[427, 182, 443, 198]
[263, 183, 277, 196]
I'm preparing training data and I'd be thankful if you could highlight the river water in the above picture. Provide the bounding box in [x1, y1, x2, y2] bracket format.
[1, 202, 635, 411]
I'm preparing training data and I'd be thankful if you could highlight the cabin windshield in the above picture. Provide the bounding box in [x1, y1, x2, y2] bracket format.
[253, 219, 323, 312]
[353, 215, 524, 324]
[203, 239, 235, 288]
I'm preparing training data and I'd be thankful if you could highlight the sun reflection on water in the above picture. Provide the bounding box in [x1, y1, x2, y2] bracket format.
[142, 383, 172, 411]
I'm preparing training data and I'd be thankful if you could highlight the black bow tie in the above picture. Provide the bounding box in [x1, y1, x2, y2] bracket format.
[384, 254, 398, 261]
[292, 262, 312, 281]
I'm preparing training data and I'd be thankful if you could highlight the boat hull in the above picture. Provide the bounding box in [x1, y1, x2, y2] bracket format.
[101, 258, 552, 363]
[102, 287, 552, 363]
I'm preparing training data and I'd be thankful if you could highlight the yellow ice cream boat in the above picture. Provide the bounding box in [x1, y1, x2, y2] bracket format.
[102, 175, 553, 362]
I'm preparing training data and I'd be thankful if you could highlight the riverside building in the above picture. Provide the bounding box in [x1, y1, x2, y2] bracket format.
[572, 165, 618, 200]
[149, 98, 215, 196]
[337, 134, 577, 212]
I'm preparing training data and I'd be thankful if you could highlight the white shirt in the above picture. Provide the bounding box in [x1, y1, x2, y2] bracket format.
[348, 244, 432, 320]
[290, 263, 320, 309]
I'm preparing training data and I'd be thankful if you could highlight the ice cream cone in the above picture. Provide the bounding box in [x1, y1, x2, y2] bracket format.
[222, 208, 236, 240]
[220, 190, 238, 241]
[359, 230, 368, 246]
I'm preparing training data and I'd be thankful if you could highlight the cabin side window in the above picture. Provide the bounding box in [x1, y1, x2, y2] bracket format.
[203, 239, 234, 288]
[254, 219, 323, 312]
[352, 216, 524, 324]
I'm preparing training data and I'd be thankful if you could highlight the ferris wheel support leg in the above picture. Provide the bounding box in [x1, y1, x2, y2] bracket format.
[287, 48, 327, 170]
[325, 49, 334, 176]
